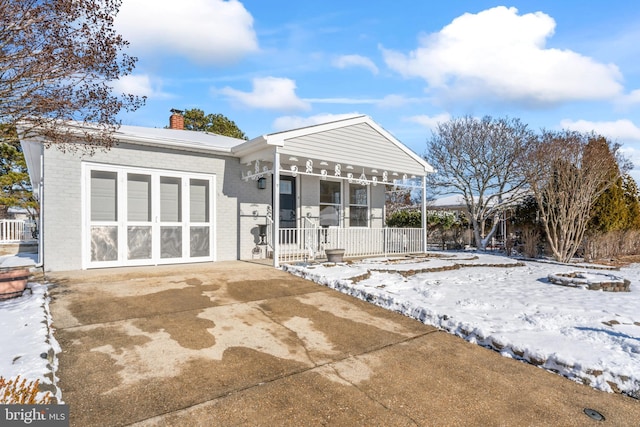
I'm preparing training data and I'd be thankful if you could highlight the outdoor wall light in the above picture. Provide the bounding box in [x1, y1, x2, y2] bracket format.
[257, 177, 267, 189]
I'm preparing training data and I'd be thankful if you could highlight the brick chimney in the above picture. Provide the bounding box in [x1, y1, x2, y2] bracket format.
[169, 109, 184, 130]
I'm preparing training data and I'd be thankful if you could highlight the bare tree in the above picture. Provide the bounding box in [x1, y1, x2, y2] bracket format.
[425, 116, 534, 250]
[1, 0, 144, 151]
[524, 131, 626, 262]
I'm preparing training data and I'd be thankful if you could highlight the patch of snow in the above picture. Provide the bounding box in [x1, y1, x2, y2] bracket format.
[0, 254, 36, 268]
[0, 254, 60, 403]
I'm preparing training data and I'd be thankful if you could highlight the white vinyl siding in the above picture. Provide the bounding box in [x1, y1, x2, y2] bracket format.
[279, 123, 427, 177]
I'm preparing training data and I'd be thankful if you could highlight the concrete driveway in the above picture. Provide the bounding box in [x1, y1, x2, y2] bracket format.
[47, 261, 640, 426]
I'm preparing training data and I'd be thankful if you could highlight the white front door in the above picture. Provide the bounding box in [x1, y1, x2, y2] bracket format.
[83, 163, 215, 268]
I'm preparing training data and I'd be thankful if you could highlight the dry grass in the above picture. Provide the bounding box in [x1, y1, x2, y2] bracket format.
[0, 376, 51, 404]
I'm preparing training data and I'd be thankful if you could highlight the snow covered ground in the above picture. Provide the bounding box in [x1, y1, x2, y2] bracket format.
[1, 251, 639, 403]
[0, 253, 61, 402]
[284, 252, 640, 398]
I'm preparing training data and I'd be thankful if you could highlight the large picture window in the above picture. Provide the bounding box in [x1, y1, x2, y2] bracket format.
[320, 180, 341, 227]
[349, 185, 369, 227]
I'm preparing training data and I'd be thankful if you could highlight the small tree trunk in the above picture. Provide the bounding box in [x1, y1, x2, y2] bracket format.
[480, 215, 501, 249]
[472, 217, 484, 250]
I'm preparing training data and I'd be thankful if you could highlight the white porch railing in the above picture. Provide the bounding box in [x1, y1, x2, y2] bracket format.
[0, 219, 37, 243]
[276, 227, 424, 264]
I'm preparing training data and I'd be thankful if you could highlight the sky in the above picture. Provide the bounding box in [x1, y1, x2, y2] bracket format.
[112, 1, 640, 179]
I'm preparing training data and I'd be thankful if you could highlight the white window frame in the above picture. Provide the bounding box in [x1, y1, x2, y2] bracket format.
[348, 183, 370, 227]
[82, 162, 216, 269]
[319, 178, 342, 228]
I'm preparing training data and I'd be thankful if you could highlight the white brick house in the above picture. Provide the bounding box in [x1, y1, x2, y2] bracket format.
[20, 115, 433, 271]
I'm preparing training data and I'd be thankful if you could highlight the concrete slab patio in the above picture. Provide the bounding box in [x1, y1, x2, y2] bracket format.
[47, 261, 640, 426]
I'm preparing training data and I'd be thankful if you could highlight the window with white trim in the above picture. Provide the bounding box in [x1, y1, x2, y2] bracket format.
[319, 180, 341, 227]
[349, 184, 369, 227]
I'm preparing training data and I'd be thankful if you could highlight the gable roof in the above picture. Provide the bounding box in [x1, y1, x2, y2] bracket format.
[234, 115, 434, 176]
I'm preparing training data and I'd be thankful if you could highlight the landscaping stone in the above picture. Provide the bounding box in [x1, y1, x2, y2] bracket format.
[547, 271, 631, 292]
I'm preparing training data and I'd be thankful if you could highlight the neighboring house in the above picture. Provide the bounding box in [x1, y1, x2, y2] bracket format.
[430, 193, 523, 249]
[7, 207, 36, 221]
[0, 208, 38, 246]
[19, 114, 433, 271]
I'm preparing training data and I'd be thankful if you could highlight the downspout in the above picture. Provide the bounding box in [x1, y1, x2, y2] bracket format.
[273, 150, 280, 268]
[37, 151, 44, 269]
[422, 176, 427, 254]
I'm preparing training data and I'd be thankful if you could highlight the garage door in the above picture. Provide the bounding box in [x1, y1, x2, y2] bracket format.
[83, 163, 215, 268]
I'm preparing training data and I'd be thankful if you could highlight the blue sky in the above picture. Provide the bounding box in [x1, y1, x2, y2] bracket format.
[113, 1, 640, 179]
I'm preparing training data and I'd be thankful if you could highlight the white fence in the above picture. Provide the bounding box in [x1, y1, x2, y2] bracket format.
[0, 219, 37, 243]
[275, 227, 423, 264]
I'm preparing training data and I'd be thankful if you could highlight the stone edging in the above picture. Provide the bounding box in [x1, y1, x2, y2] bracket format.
[548, 271, 631, 292]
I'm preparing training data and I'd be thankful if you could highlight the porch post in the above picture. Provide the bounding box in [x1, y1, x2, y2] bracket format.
[273, 150, 280, 267]
[422, 176, 427, 254]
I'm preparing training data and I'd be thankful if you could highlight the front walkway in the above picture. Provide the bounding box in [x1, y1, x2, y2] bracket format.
[47, 261, 640, 426]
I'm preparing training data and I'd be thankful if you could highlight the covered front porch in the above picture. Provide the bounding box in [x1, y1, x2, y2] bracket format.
[268, 225, 424, 264]
[234, 115, 433, 266]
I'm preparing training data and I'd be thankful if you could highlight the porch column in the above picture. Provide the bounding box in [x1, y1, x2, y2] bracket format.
[272, 150, 280, 267]
[422, 176, 427, 254]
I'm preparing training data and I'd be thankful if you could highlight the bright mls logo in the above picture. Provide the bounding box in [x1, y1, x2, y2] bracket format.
[1, 405, 69, 426]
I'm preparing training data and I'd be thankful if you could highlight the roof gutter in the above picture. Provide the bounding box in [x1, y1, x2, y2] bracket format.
[114, 134, 235, 156]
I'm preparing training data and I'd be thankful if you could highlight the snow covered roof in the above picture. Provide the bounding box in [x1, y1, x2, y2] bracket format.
[430, 194, 468, 209]
[430, 189, 529, 209]
[115, 124, 246, 154]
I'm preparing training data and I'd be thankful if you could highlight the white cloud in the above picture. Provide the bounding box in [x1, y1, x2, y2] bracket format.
[332, 55, 379, 75]
[304, 97, 378, 105]
[377, 94, 426, 108]
[110, 74, 172, 99]
[272, 113, 362, 131]
[302, 94, 427, 108]
[381, 6, 623, 105]
[560, 119, 640, 141]
[219, 77, 311, 111]
[617, 89, 640, 108]
[561, 118, 640, 181]
[117, 0, 258, 65]
[405, 113, 452, 131]
[617, 145, 640, 185]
